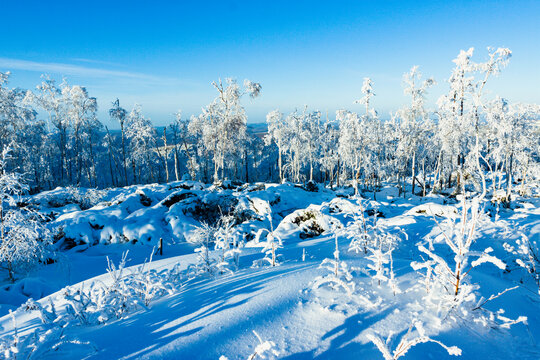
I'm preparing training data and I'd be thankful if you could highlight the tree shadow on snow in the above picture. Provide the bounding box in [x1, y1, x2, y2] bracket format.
[82, 265, 308, 359]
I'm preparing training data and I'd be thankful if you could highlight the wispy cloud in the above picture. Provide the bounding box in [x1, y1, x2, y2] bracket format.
[0, 57, 168, 82]
[71, 58, 126, 68]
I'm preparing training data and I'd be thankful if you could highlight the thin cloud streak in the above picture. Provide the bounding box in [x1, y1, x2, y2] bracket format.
[71, 58, 126, 67]
[0, 57, 169, 82]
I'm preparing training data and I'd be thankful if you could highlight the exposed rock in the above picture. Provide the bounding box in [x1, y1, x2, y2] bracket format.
[304, 180, 319, 192]
[162, 191, 197, 208]
[138, 192, 152, 207]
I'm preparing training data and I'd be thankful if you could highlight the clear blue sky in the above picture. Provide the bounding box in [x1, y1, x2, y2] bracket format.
[1, 0, 538, 127]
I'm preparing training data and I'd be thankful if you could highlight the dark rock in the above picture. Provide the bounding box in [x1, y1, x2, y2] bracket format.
[89, 222, 104, 230]
[169, 183, 194, 190]
[139, 192, 152, 207]
[304, 180, 319, 192]
[269, 195, 281, 206]
[366, 209, 385, 218]
[162, 191, 197, 208]
[182, 195, 240, 225]
[292, 210, 325, 239]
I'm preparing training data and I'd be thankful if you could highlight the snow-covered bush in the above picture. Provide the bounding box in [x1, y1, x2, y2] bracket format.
[0, 145, 52, 282]
[342, 203, 402, 293]
[504, 233, 540, 294]
[312, 235, 355, 296]
[66, 186, 106, 210]
[42, 186, 106, 210]
[127, 253, 177, 306]
[411, 196, 505, 298]
[219, 330, 279, 360]
[0, 250, 181, 359]
[259, 232, 281, 267]
[188, 222, 219, 277]
[345, 204, 400, 255]
[252, 217, 282, 267]
[366, 244, 394, 288]
[63, 285, 103, 325]
[367, 321, 461, 360]
[246, 330, 279, 360]
[188, 214, 244, 277]
[410, 195, 527, 331]
[345, 202, 371, 254]
[0, 209, 52, 282]
[63, 251, 179, 325]
[62, 252, 137, 325]
[0, 300, 95, 359]
[214, 214, 242, 273]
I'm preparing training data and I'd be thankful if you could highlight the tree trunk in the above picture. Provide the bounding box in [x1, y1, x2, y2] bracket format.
[309, 156, 313, 182]
[162, 128, 169, 183]
[336, 157, 340, 187]
[411, 151, 416, 195]
[520, 159, 528, 195]
[278, 149, 283, 183]
[174, 147, 180, 181]
[245, 149, 249, 183]
[132, 160, 137, 184]
[506, 152, 514, 201]
[121, 121, 128, 186]
[422, 158, 426, 197]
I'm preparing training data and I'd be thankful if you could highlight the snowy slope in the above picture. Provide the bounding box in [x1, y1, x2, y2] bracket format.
[1, 183, 539, 359]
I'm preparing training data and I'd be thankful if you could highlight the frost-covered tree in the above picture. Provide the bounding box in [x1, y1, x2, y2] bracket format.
[0, 146, 51, 281]
[0, 72, 36, 152]
[319, 118, 340, 186]
[171, 111, 199, 181]
[265, 110, 287, 183]
[18, 119, 51, 191]
[0, 48, 537, 194]
[190, 78, 261, 182]
[103, 126, 119, 187]
[337, 110, 363, 193]
[337, 77, 382, 194]
[484, 99, 539, 201]
[32, 76, 69, 184]
[125, 104, 157, 184]
[62, 84, 98, 186]
[435, 47, 511, 193]
[109, 99, 128, 186]
[0, 72, 40, 188]
[283, 110, 307, 183]
[302, 110, 322, 182]
[265, 106, 327, 184]
[0, 208, 52, 282]
[355, 77, 375, 116]
[395, 66, 435, 196]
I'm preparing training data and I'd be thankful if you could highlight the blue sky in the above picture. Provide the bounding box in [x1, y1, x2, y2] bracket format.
[1, 0, 539, 127]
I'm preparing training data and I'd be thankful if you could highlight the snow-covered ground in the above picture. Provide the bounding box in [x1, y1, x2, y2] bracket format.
[1, 182, 539, 359]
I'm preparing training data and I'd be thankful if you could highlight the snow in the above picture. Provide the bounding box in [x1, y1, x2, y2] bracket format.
[1, 183, 540, 359]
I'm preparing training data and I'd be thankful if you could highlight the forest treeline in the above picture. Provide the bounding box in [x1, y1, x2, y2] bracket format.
[0, 47, 538, 200]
